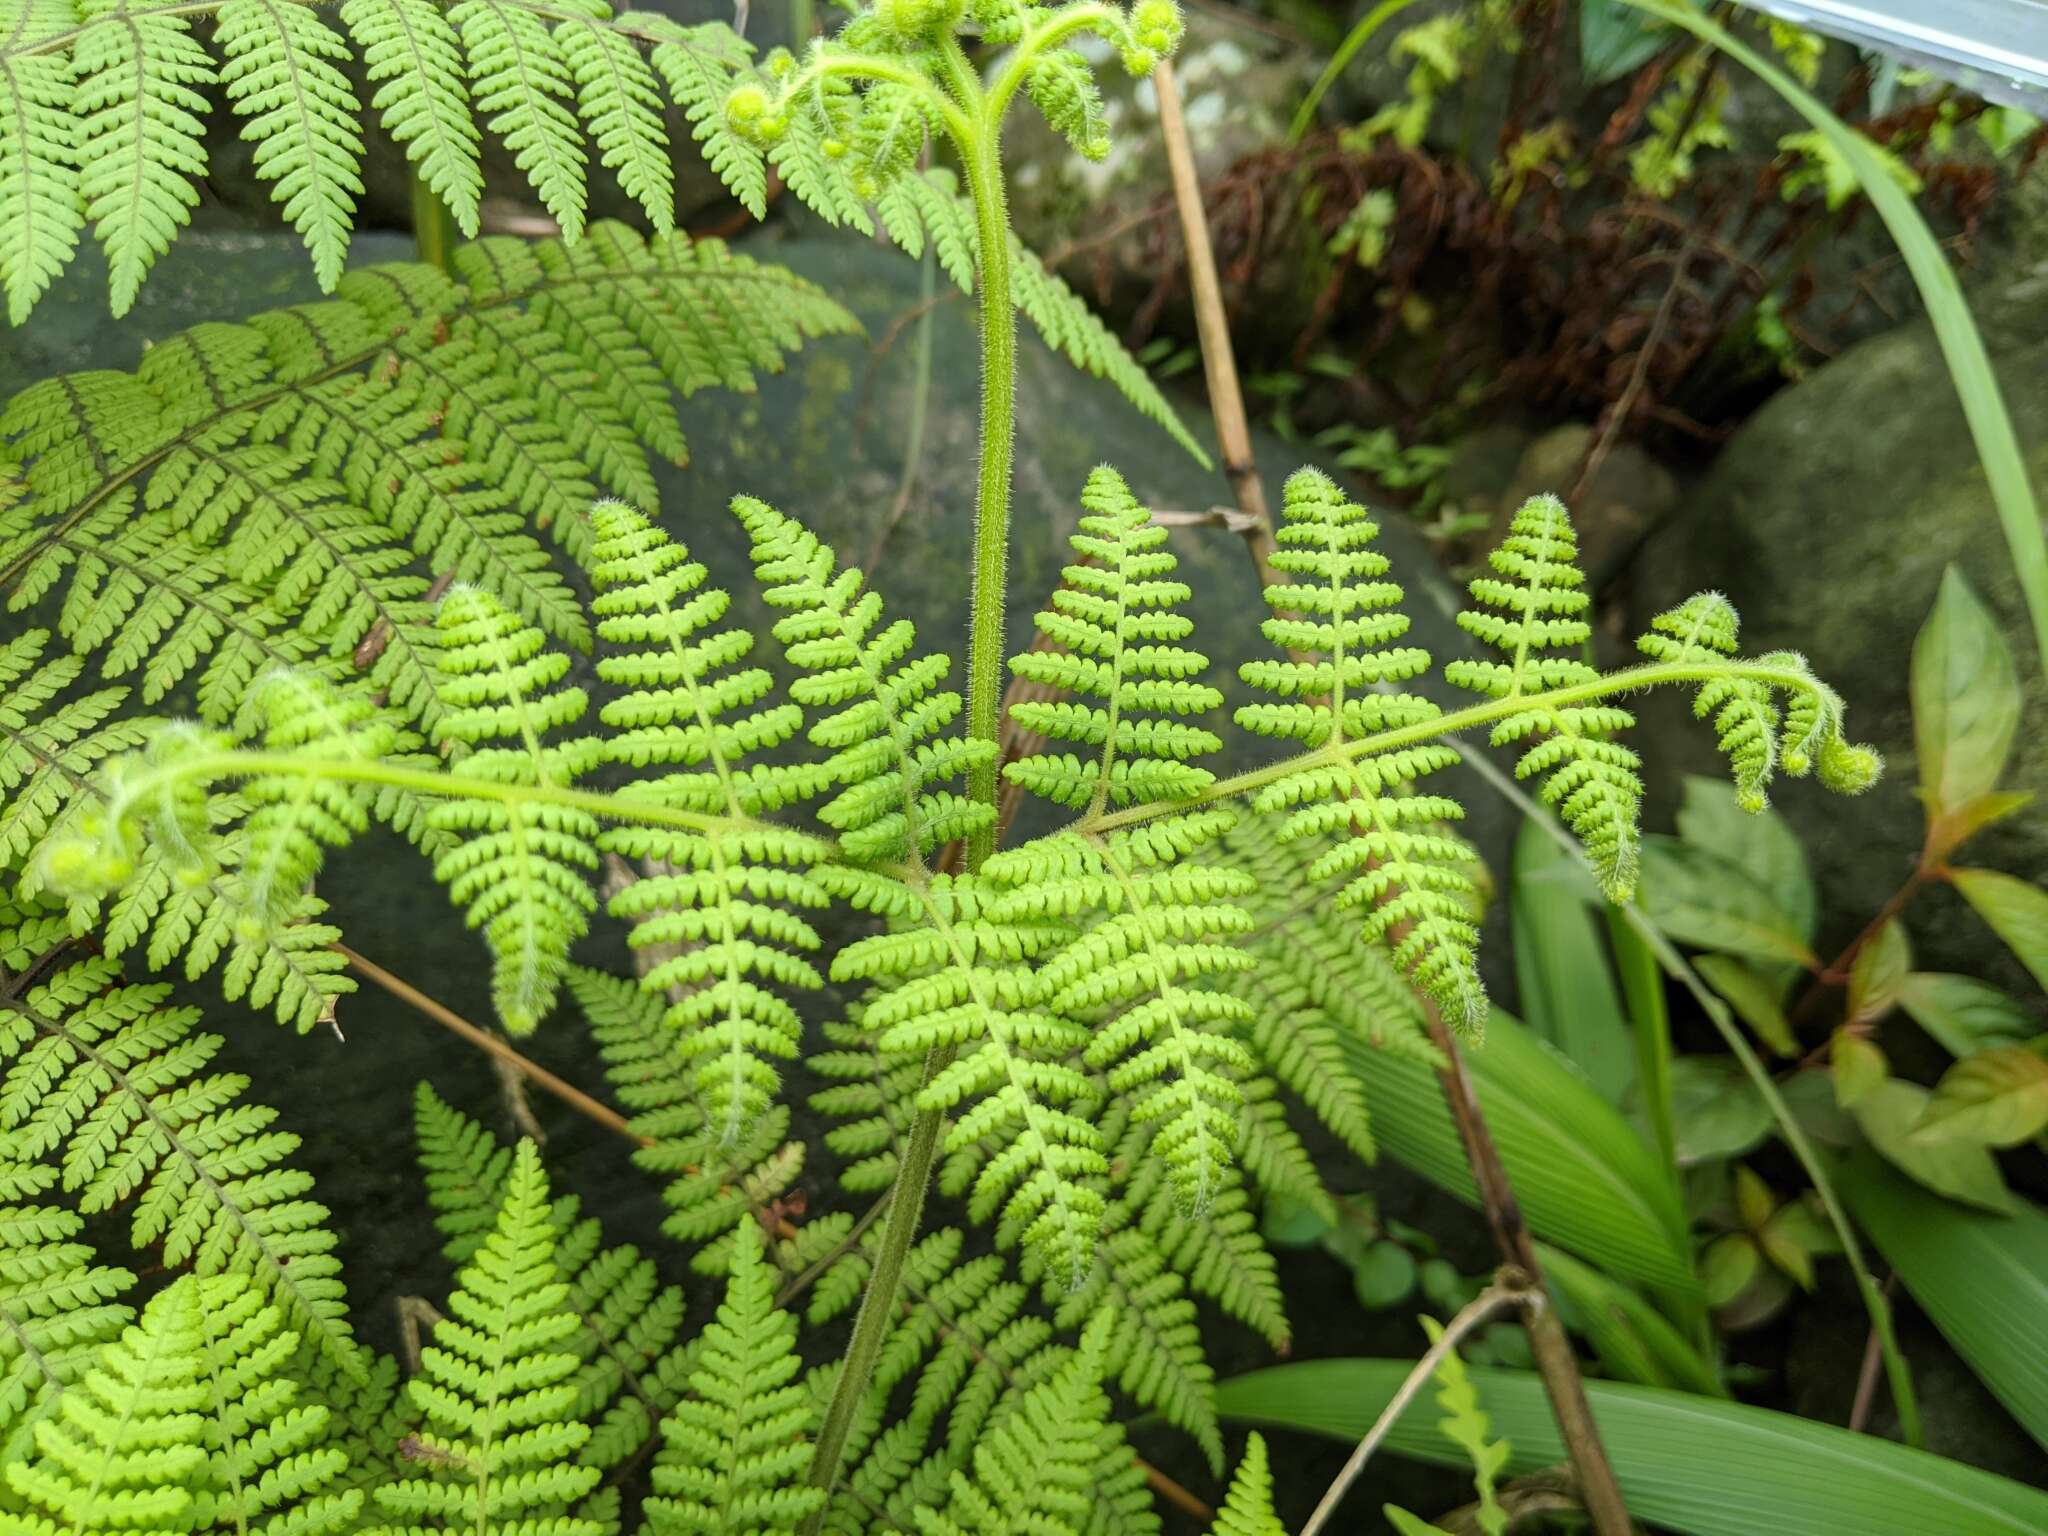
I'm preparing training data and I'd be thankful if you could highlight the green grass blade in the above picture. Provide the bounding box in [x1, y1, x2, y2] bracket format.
[1218, 1360, 2048, 1536]
[1620, 0, 2048, 666]
[1287, 0, 1419, 145]
[1835, 1145, 2048, 1450]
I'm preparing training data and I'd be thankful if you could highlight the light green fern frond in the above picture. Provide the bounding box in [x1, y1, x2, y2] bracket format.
[644, 1217, 822, 1536]
[0, 955, 362, 1378]
[427, 585, 600, 1033]
[834, 874, 1108, 1287]
[554, 1, 673, 234]
[70, 0, 213, 317]
[449, 0, 585, 237]
[372, 1139, 603, 1535]
[215, 0, 365, 291]
[588, 500, 832, 1141]
[1210, 1434, 1285, 1536]
[341, 0, 483, 235]
[1004, 465, 1222, 812]
[739, 494, 994, 863]
[0, 0, 84, 324]
[412, 1082, 692, 1476]
[991, 468, 1254, 1214]
[3, 1271, 362, 1535]
[0, 1154, 135, 1464]
[570, 963, 822, 1275]
[1636, 592, 1781, 811]
[912, 1308, 1153, 1536]
[1446, 493, 1643, 902]
[1237, 467, 1486, 1033]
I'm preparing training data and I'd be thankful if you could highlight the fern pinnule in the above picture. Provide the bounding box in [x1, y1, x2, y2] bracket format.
[555, 4, 675, 234]
[1446, 492, 1643, 903]
[427, 585, 600, 1034]
[1636, 592, 1782, 810]
[839, 873, 1109, 1288]
[1237, 467, 1486, 1034]
[1209, 1433, 1286, 1536]
[341, 0, 484, 235]
[3, 1271, 361, 1536]
[912, 1307, 1156, 1536]
[643, 1217, 822, 1536]
[449, 0, 587, 240]
[570, 964, 819, 1273]
[1005, 465, 1221, 813]
[0, 0, 84, 325]
[589, 501, 831, 1140]
[373, 1139, 604, 1535]
[412, 1083, 694, 1474]
[738, 494, 995, 863]
[215, 0, 366, 292]
[70, 0, 213, 318]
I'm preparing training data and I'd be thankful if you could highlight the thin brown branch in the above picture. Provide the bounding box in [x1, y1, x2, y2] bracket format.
[1301, 1278, 1529, 1536]
[1424, 1003, 1633, 1536]
[332, 942, 648, 1147]
[1152, 58, 1283, 595]
[1143, 1458, 1216, 1523]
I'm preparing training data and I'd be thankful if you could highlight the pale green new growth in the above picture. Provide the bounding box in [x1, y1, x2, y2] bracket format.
[372, 1140, 604, 1533]
[1446, 492, 1643, 902]
[644, 1219, 822, 1535]
[1210, 1433, 1286, 1536]
[1238, 467, 1487, 1032]
[429, 585, 601, 1034]
[2, 1272, 360, 1536]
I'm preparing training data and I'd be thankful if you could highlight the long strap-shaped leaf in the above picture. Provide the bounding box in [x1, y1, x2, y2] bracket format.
[1218, 1358, 2048, 1536]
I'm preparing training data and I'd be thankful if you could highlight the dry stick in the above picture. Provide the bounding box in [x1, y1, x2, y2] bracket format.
[1153, 59, 1283, 595]
[1152, 57, 1635, 1536]
[1300, 1280, 1528, 1536]
[333, 941, 649, 1147]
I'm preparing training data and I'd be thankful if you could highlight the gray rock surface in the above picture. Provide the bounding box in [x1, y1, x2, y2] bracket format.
[1625, 248, 2048, 983]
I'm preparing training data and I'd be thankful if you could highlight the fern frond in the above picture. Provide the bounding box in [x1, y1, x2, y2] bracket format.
[570, 963, 813, 1272]
[0, 1157, 135, 1463]
[554, 0, 673, 233]
[412, 1082, 692, 1475]
[450, 0, 586, 239]
[1237, 467, 1486, 1033]
[0, 0, 84, 324]
[1004, 465, 1222, 812]
[841, 874, 1108, 1287]
[644, 1217, 822, 1535]
[341, 0, 483, 236]
[1210, 1434, 1286, 1536]
[739, 494, 994, 863]
[1033, 1220, 1222, 1473]
[372, 1141, 603, 1533]
[70, 0, 213, 316]
[1446, 493, 1643, 902]
[3, 1271, 362, 1534]
[1636, 592, 1780, 810]
[588, 501, 832, 1140]
[648, 23, 765, 219]
[0, 955, 363, 1377]
[215, 0, 365, 291]
[427, 585, 599, 1033]
[912, 1308, 1154, 1536]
